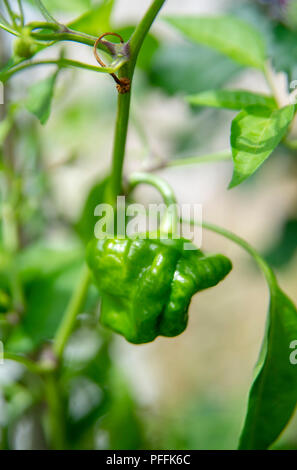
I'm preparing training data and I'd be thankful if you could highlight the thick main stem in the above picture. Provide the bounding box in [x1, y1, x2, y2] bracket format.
[108, 89, 131, 205]
[130, 0, 167, 68]
[107, 0, 167, 204]
[100, 9, 166, 209]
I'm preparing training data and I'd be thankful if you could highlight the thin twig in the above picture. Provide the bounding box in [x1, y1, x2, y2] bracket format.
[4, 352, 55, 375]
[146, 149, 232, 172]
[3, 0, 16, 28]
[0, 10, 9, 26]
[17, 0, 25, 27]
[1, 57, 126, 82]
[34, 0, 59, 25]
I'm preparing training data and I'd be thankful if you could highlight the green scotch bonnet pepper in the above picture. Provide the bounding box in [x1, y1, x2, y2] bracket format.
[87, 234, 232, 344]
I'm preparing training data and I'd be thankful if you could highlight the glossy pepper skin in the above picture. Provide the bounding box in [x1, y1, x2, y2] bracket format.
[87, 235, 232, 344]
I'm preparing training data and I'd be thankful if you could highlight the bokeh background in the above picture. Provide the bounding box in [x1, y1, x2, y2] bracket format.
[0, 0, 297, 449]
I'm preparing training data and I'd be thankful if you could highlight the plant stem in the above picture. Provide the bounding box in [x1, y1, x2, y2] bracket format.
[263, 61, 285, 109]
[129, 171, 178, 234]
[148, 149, 232, 171]
[0, 11, 9, 26]
[45, 372, 66, 450]
[2, 203, 18, 254]
[183, 218, 276, 286]
[0, 19, 18, 35]
[108, 90, 131, 204]
[129, 172, 177, 207]
[129, 0, 167, 69]
[30, 26, 106, 50]
[2, 166, 24, 314]
[3, 0, 16, 28]
[34, 0, 59, 25]
[53, 266, 91, 361]
[17, 0, 24, 27]
[168, 149, 232, 167]
[1, 57, 126, 82]
[3, 352, 54, 375]
[283, 138, 297, 150]
[0, 31, 24, 314]
[108, 0, 167, 205]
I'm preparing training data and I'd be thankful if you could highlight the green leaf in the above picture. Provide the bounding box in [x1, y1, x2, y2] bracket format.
[187, 90, 276, 111]
[0, 57, 22, 82]
[229, 3, 297, 80]
[26, 0, 92, 14]
[150, 42, 241, 96]
[75, 176, 109, 244]
[7, 268, 80, 353]
[285, 0, 297, 30]
[99, 370, 144, 450]
[6, 245, 97, 353]
[229, 105, 295, 188]
[2, 383, 35, 426]
[270, 24, 297, 81]
[239, 280, 297, 449]
[17, 244, 83, 281]
[165, 15, 266, 70]
[25, 70, 59, 124]
[201, 222, 297, 450]
[0, 116, 13, 147]
[68, 0, 114, 36]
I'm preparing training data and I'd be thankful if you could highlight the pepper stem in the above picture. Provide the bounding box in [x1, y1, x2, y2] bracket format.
[128, 172, 179, 236]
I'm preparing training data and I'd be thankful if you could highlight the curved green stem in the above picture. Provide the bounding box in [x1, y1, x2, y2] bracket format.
[53, 266, 91, 361]
[129, 172, 178, 234]
[129, 172, 177, 207]
[183, 218, 276, 286]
